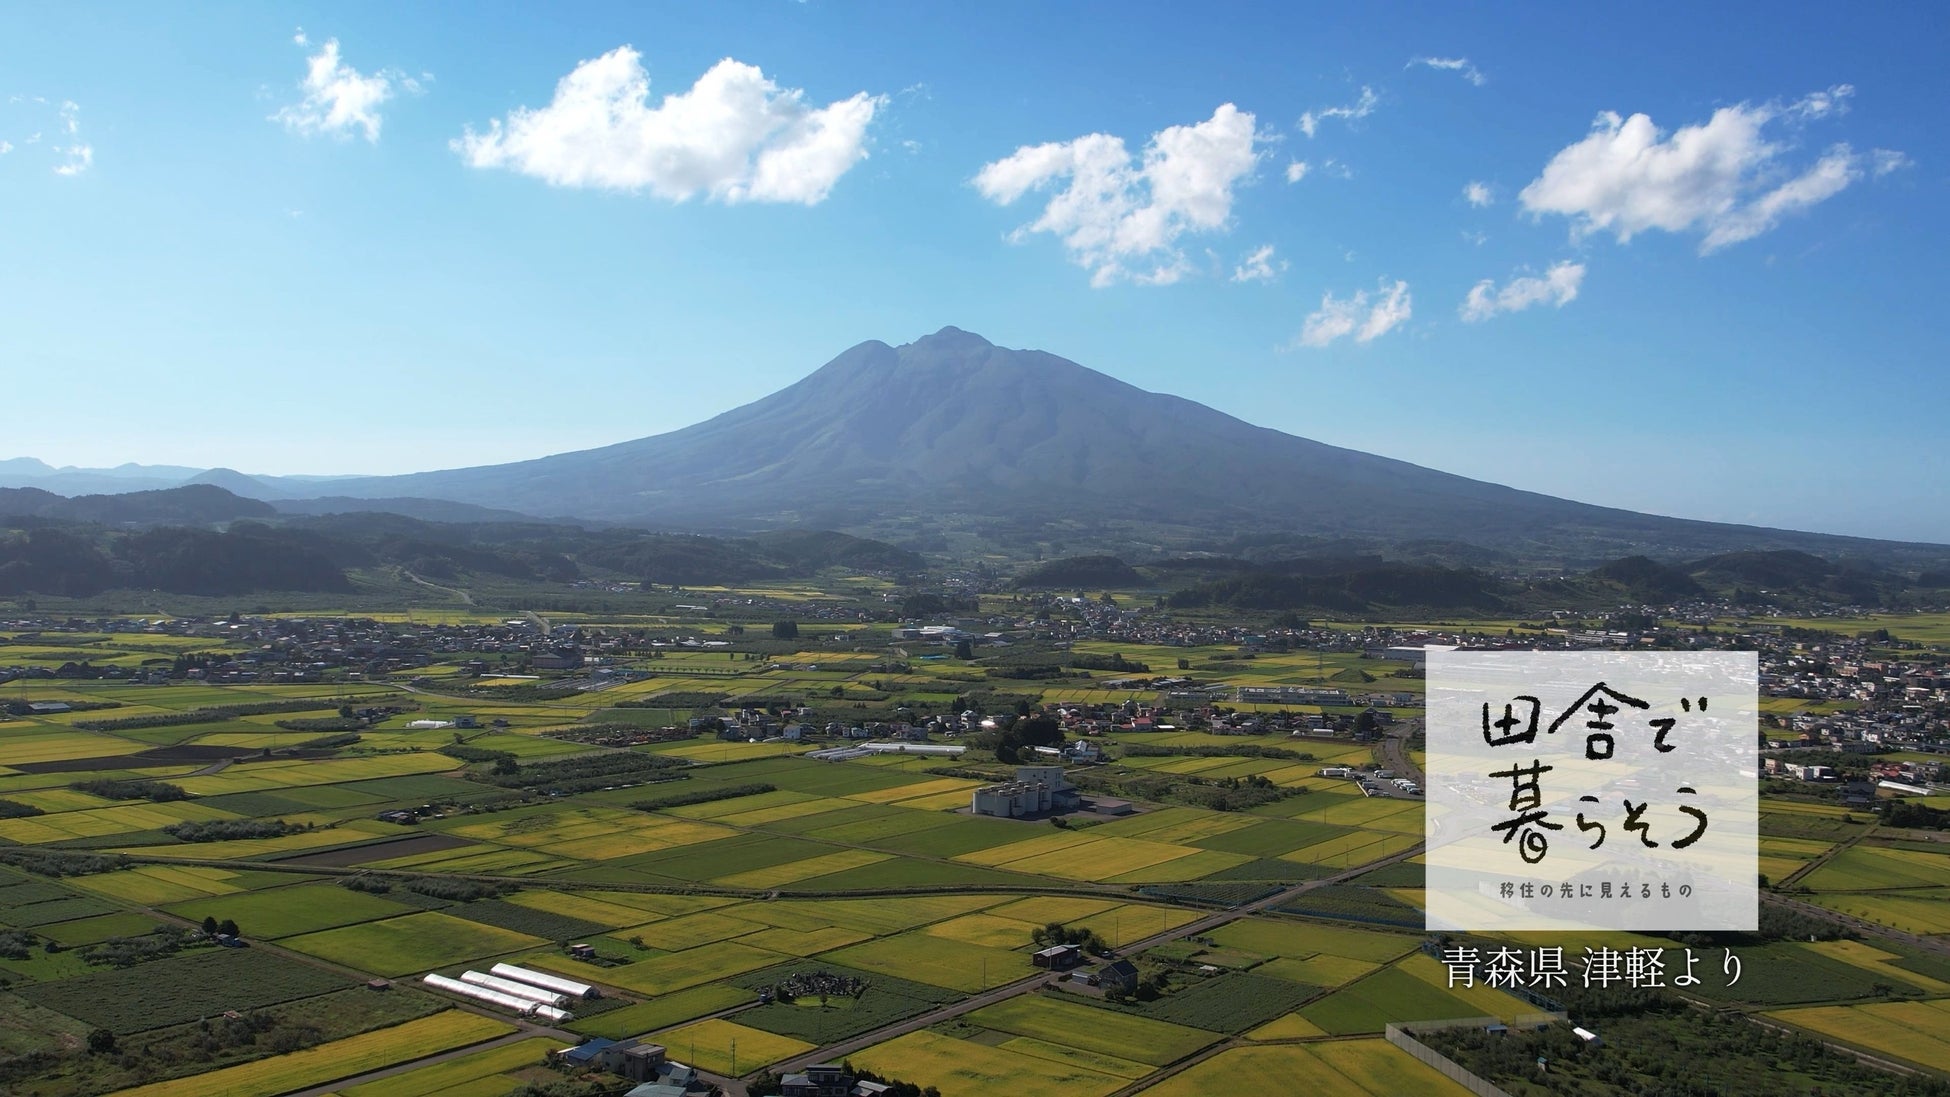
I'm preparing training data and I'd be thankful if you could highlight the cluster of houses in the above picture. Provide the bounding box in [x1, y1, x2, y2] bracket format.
[538, 1011, 903, 1094]
[775, 1063, 897, 1097]
[550, 1038, 706, 1096]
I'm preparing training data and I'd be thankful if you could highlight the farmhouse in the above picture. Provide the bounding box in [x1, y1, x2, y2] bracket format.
[1094, 959, 1141, 995]
[1033, 943, 1082, 970]
[778, 1063, 892, 1097]
[554, 1039, 701, 1087]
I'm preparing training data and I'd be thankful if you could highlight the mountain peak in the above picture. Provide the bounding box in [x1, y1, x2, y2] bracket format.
[912, 325, 993, 349]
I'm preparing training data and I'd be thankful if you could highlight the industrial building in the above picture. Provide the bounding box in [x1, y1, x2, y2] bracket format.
[970, 764, 1082, 818]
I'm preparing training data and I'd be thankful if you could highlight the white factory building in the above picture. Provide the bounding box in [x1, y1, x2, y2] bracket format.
[971, 764, 1082, 818]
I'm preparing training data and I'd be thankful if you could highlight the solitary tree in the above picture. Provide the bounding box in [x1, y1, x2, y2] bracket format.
[772, 621, 800, 640]
[201, 915, 218, 936]
[217, 918, 239, 938]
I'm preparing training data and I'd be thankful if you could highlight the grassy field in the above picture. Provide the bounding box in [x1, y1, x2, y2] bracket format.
[160, 882, 412, 938]
[1810, 893, 1950, 935]
[111, 1011, 516, 1097]
[851, 1029, 1128, 1097]
[648, 1018, 814, 1075]
[967, 994, 1221, 1065]
[1205, 917, 1421, 964]
[825, 932, 1029, 993]
[282, 911, 548, 976]
[1802, 844, 1950, 891]
[1299, 965, 1502, 1035]
[1769, 999, 1950, 1072]
[1135, 1041, 1479, 1097]
[16, 947, 353, 1033]
[9, 629, 1950, 1097]
[566, 984, 753, 1039]
[598, 940, 788, 996]
[336, 1036, 559, 1097]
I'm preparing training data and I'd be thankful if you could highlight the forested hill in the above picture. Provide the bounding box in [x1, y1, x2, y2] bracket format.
[1037, 549, 1950, 614]
[0, 507, 923, 599]
[0, 484, 276, 525]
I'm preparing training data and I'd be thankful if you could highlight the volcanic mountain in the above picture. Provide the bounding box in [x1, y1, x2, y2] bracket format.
[298, 328, 1940, 562]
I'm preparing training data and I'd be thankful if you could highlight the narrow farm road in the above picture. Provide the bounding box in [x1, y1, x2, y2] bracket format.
[400, 569, 474, 606]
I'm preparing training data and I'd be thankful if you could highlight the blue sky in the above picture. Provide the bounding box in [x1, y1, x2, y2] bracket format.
[3, 2, 1944, 541]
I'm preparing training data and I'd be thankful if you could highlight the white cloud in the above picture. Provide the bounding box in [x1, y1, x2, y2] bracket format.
[1231, 244, 1286, 283]
[274, 35, 415, 142]
[0, 140, 12, 156]
[1461, 230, 1487, 246]
[1285, 160, 1309, 183]
[1408, 56, 1486, 87]
[1460, 261, 1586, 322]
[53, 143, 91, 176]
[1700, 146, 1859, 252]
[1872, 148, 1913, 176]
[1293, 278, 1412, 347]
[454, 46, 882, 205]
[1300, 86, 1377, 138]
[1462, 180, 1492, 207]
[975, 103, 1263, 287]
[1787, 84, 1853, 120]
[50, 100, 90, 175]
[1518, 87, 1874, 254]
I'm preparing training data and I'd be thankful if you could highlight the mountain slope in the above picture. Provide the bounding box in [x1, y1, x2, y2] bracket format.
[269, 328, 1945, 563]
[0, 484, 277, 525]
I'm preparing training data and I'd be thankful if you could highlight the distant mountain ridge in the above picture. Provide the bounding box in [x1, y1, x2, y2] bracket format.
[9, 328, 1948, 565]
[0, 458, 355, 499]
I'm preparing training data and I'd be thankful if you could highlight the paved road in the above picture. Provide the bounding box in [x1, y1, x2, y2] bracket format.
[401, 569, 474, 606]
[1378, 722, 1424, 785]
